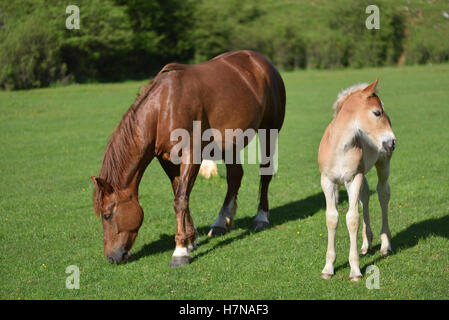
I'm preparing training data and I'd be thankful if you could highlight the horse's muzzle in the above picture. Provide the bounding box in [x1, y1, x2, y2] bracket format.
[107, 248, 131, 264]
[382, 138, 396, 153]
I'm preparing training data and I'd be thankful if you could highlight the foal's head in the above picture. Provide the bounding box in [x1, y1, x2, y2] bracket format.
[335, 79, 396, 153]
[91, 176, 143, 264]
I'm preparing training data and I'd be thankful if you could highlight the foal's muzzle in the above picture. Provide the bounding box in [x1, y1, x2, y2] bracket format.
[107, 248, 131, 264]
[382, 138, 396, 153]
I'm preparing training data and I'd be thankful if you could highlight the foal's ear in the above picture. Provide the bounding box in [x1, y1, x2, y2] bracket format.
[363, 78, 379, 95]
[90, 176, 114, 195]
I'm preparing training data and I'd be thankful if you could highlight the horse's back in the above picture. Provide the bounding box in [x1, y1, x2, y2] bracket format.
[151, 50, 285, 141]
[195, 51, 285, 131]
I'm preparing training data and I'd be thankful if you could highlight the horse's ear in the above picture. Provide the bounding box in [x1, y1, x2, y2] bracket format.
[363, 78, 379, 95]
[90, 176, 114, 195]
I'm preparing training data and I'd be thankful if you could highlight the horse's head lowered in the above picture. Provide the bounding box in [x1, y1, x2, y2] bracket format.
[91, 176, 143, 264]
[335, 79, 396, 154]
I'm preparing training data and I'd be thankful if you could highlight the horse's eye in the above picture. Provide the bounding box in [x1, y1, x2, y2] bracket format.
[373, 110, 382, 117]
[103, 213, 113, 221]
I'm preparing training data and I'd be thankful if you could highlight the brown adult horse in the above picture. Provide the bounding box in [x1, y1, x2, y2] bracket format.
[91, 50, 286, 267]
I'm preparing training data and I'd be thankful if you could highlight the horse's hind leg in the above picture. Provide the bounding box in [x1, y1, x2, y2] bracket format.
[360, 176, 373, 255]
[321, 174, 339, 279]
[208, 164, 243, 236]
[376, 159, 393, 255]
[254, 173, 272, 231]
[344, 173, 363, 281]
[254, 129, 278, 231]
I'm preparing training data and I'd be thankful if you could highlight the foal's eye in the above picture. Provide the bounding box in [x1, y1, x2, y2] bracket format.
[103, 213, 113, 221]
[373, 110, 382, 117]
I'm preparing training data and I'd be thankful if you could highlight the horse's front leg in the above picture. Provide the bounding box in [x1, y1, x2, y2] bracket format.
[360, 176, 373, 255]
[170, 162, 200, 267]
[345, 173, 364, 281]
[159, 157, 198, 253]
[376, 159, 392, 255]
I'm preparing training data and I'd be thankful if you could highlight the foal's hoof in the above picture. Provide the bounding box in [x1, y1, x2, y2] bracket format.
[254, 221, 269, 231]
[380, 248, 393, 256]
[360, 247, 371, 255]
[349, 275, 362, 282]
[169, 256, 190, 267]
[207, 227, 227, 237]
[321, 273, 333, 280]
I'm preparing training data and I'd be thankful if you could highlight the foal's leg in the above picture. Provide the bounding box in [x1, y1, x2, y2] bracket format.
[321, 174, 339, 279]
[376, 160, 393, 255]
[345, 173, 363, 281]
[360, 176, 373, 255]
[170, 162, 201, 267]
[208, 164, 243, 236]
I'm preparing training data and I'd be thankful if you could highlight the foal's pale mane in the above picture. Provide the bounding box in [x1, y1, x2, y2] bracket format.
[332, 83, 377, 118]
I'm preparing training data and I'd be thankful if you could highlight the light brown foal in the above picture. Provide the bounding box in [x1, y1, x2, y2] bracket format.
[318, 79, 396, 281]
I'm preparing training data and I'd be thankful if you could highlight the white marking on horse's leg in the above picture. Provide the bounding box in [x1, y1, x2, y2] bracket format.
[170, 246, 191, 267]
[210, 196, 236, 230]
[360, 177, 373, 255]
[254, 208, 269, 223]
[345, 174, 363, 280]
[321, 175, 339, 278]
[253, 208, 270, 230]
[172, 246, 190, 257]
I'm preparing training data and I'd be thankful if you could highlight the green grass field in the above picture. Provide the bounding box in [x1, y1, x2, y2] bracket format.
[1, 64, 448, 299]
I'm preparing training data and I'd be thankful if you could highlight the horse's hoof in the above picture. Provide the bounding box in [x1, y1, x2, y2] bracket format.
[254, 221, 269, 231]
[349, 275, 362, 282]
[380, 248, 393, 256]
[360, 247, 370, 255]
[187, 242, 198, 252]
[321, 273, 333, 280]
[169, 256, 190, 267]
[207, 227, 227, 237]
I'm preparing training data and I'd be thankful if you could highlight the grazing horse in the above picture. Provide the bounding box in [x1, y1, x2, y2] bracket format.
[318, 79, 396, 281]
[91, 50, 286, 267]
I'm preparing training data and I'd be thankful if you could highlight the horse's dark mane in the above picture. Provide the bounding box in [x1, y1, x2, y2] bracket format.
[93, 79, 157, 214]
[92, 63, 188, 214]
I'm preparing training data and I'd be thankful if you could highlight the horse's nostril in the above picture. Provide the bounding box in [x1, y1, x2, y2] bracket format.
[382, 139, 396, 152]
[107, 249, 129, 264]
[122, 251, 129, 261]
[391, 139, 396, 151]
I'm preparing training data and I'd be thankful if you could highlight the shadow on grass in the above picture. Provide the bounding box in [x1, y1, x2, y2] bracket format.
[130, 190, 350, 263]
[334, 215, 449, 274]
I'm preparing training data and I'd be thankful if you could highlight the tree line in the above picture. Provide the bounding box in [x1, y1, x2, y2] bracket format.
[0, 0, 447, 90]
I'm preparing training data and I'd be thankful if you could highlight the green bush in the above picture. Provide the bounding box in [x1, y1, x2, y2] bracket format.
[0, 12, 64, 90]
[59, 0, 133, 81]
[120, 0, 197, 77]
